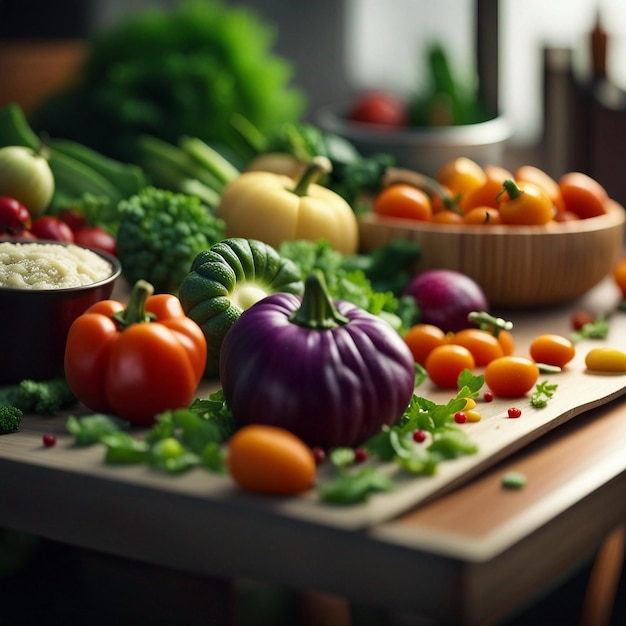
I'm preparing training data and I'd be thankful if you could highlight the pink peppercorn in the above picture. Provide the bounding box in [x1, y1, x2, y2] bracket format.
[454, 411, 467, 424]
[508, 407, 522, 418]
[483, 391, 494, 402]
[354, 447, 369, 463]
[413, 429, 427, 443]
[42, 433, 57, 447]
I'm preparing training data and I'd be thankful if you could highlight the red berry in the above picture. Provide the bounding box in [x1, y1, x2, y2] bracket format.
[42, 432, 57, 447]
[311, 446, 326, 465]
[454, 411, 467, 424]
[508, 407, 522, 418]
[354, 447, 369, 463]
[413, 429, 427, 443]
[483, 391, 494, 402]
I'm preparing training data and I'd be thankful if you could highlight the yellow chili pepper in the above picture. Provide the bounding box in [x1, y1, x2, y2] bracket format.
[217, 156, 359, 255]
[496, 178, 554, 226]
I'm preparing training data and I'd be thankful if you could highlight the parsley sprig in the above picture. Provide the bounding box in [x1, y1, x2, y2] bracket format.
[530, 380, 558, 408]
[318, 370, 482, 504]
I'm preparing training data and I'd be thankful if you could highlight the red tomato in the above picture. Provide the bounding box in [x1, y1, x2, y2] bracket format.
[57, 208, 89, 231]
[349, 92, 408, 127]
[30, 216, 74, 242]
[0, 197, 31, 234]
[73, 226, 117, 256]
[559, 172, 608, 219]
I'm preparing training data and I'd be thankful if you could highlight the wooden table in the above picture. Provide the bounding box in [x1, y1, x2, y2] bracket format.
[2, 278, 626, 626]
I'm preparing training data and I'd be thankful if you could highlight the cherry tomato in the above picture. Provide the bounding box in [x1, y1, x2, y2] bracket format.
[227, 424, 316, 495]
[430, 209, 465, 225]
[374, 184, 433, 221]
[515, 165, 565, 213]
[497, 179, 554, 225]
[495, 329, 515, 356]
[30, 215, 74, 242]
[73, 226, 117, 256]
[425, 344, 475, 389]
[349, 92, 408, 128]
[461, 164, 513, 212]
[612, 258, 626, 299]
[0, 229, 37, 241]
[559, 172, 608, 219]
[0, 196, 31, 234]
[529, 334, 576, 368]
[403, 323, 447, 366]
[484, 356, 539, 398]
[436, 157, 486, 200]
[463, 206, 502, 225]
[571, 310, 595, 331]
[56, 208, 89, 231]
[450, 328, 503, 366]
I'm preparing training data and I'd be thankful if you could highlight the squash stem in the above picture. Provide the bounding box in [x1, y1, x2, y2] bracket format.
[112, 279, 157, 329]
[291, 155, 332, 197]
[290, 271, 349, 329]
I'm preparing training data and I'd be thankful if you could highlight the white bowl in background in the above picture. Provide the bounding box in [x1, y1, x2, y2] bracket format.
[316, 104, 512, 176]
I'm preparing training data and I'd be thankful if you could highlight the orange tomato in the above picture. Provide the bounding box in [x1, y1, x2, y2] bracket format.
[431, 209, 465, 225]
[227, 425, 316, 495]
[612, 258, 626, 298]
[436, 157, 486, 200]
[484, 356, 539, 398]
[495, 329, 515, 356]
[450, 328, 504, 366]
[559, 172, 608, 219]
[374, 184, 433, 221]
[463, 206, 502, 225]
[461, 164, 513, 212]
[404, 323, 447, 366]
[497, 179, 554, 225]
[430, 184, 454, 213]
[515, 165, 565, 213]
[529, 334, 576, 368]
[425, 344, 475, 389]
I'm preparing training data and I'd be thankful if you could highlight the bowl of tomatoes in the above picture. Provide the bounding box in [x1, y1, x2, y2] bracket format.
[358, 158, 626, 309]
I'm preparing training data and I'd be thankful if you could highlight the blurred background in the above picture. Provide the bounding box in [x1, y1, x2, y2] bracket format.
[2, 0, 624, 137]
[1, 0, 625, 195]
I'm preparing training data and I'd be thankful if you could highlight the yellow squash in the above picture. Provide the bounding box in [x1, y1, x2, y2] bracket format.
[217, 156, 359, 255]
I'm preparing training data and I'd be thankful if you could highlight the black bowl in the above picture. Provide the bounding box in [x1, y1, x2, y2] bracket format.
[0, 241, 121, 385]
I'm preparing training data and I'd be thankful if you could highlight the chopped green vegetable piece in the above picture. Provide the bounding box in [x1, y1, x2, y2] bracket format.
[66, 414, 130, 446]
[531, 381, 558, 408]
[318, 466, 395, 505]
[502, 471, 527, 489]
[570, 314, 610, 343]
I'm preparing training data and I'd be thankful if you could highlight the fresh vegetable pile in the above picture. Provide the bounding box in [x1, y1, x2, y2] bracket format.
[1, 34, 626, 510]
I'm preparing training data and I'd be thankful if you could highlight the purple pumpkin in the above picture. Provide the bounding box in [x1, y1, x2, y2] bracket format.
[220, 272, 415, 449]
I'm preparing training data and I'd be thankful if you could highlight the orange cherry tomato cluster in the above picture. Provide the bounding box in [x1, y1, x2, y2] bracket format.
[404, 319, 576, 397]
[373, 158, 611, 226]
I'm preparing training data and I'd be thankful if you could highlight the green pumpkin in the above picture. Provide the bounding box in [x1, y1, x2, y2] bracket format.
[179, 238, 303, 378]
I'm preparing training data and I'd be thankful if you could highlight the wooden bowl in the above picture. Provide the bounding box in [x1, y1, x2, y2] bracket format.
[358, 200, 626, 309]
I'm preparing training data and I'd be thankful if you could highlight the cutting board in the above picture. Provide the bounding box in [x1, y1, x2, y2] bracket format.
[4, 280, 626, 531]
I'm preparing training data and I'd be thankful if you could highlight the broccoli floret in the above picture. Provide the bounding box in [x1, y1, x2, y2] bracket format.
[0, 378, 77, 415]
[0, 406, 23, 434]
[116, 186, 226, 294]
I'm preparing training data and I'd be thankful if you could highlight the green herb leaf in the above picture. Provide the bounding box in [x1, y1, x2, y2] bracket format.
[66, 414, 130, 446]
[531, 380, 558, 408]
[318, 466, 395, 504]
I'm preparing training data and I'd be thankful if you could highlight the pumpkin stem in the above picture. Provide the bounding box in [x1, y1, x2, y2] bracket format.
[112, 279, 157, 330]
[291, 155, 332, 197]
[289, 270, 349, 329]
